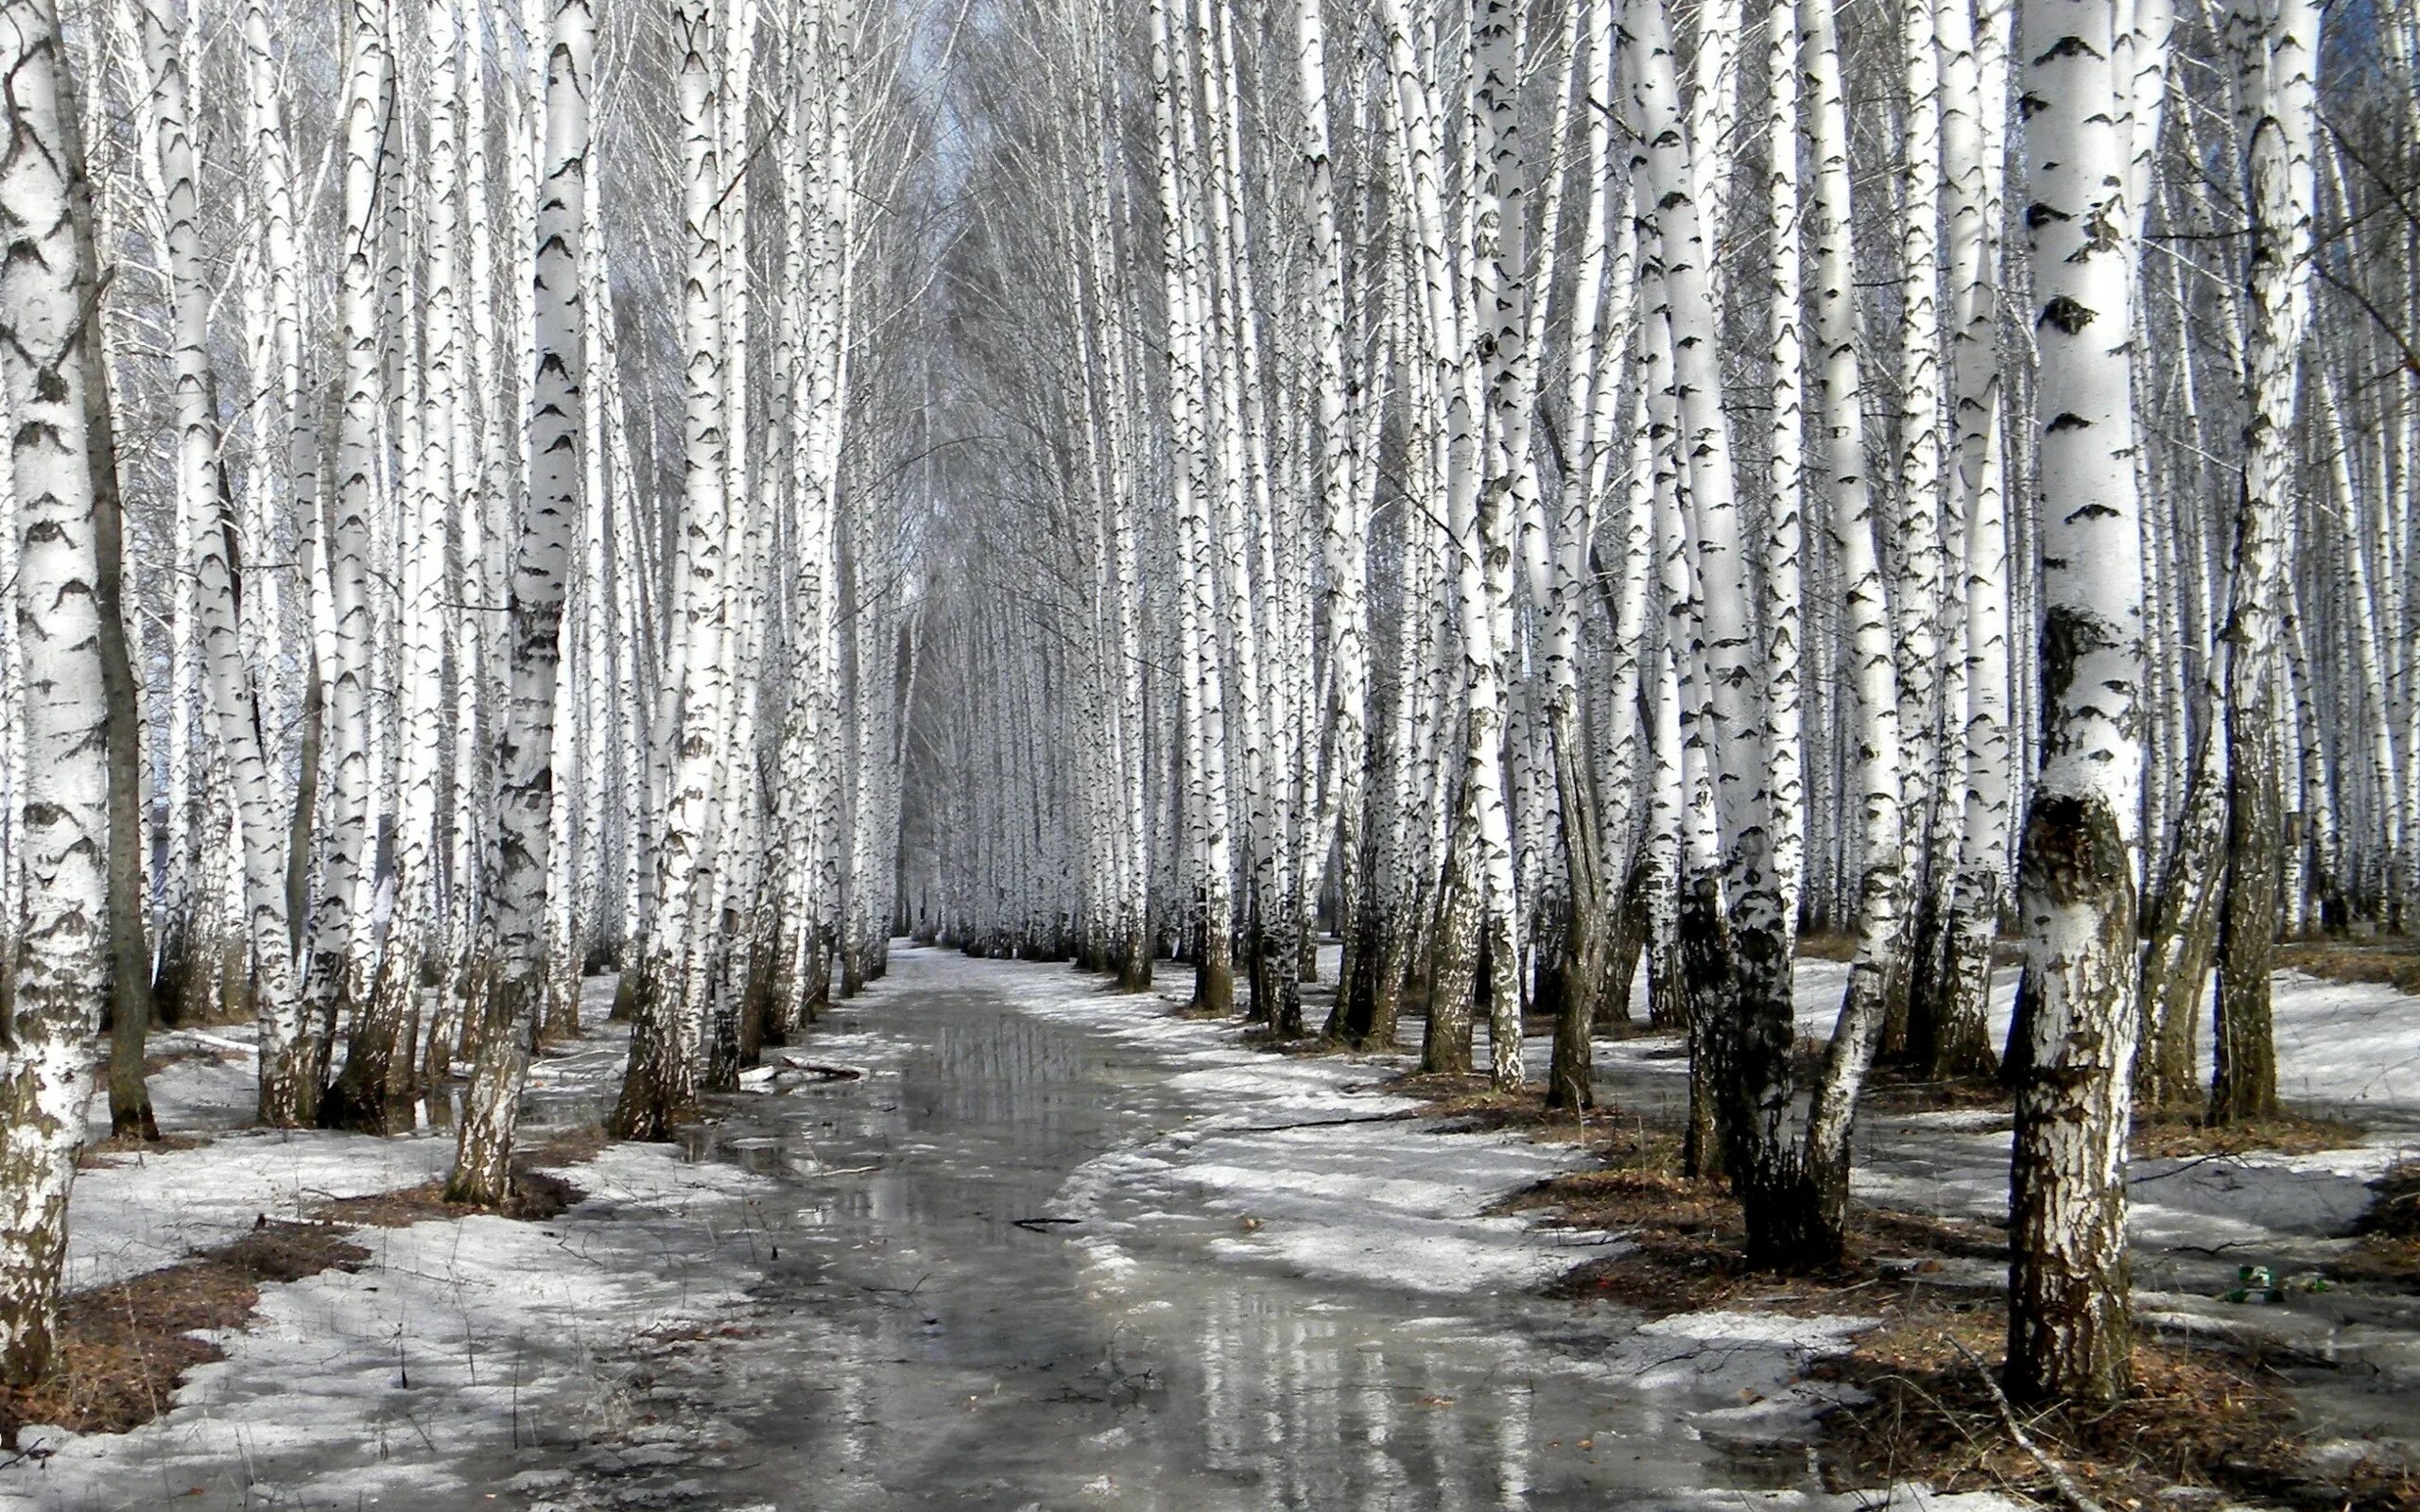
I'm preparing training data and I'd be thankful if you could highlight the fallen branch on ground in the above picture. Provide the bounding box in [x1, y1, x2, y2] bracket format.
[1946, 1335, 2111, 1512]
[774, 1057, 868, 1080]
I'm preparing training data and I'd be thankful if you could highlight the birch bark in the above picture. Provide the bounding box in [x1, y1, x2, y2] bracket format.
[2210, 0, 2318, 1125]
[0, 0, 117, 1379]
[453, 0, 594, 1203]
[2006, 0, 2154, 1405]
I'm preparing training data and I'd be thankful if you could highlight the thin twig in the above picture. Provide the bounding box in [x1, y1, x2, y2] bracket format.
[1946, 1335, 2112, 1512]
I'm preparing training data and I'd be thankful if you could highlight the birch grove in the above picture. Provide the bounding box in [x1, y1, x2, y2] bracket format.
[3, 0, 2416, 1418]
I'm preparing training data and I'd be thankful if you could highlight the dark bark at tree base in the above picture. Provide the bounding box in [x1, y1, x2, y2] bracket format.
[1243, 914, 1274, 1026]
[1339, 909, 1403, 1050]
[1738, 1147, 1852, 1269]
[1999, 967, 2036, 1091]
[1422, 842, 1482, 1074]
[1676, 880, 1733, 1181]
[150, 921, 194, 1029]
[611, 963, 697, 1143]
[1268, 960, 1305, 1040]
[323, 996, 412, 1136]
[1190, 933, 1235, 1018]
[1546, 973, 1596, 1111]
[1602, 857, 1651, 1026]
[417, 994, 453, 1093]
[2006, 791, 2141, 1407]
[1931, 880, 2005, 1082]
[105, 962, 159, 1143]
[1113, 930, 1153, 992]
[2138, 725, 2227, 1110]
[1548, 877, 1623, 1112]
[317, 1079, 411, 1136]
[736, 936, 779, 1066]
[2212, 714, 2283, 1125]
[445, 968, 539, 1208]
[1926, 987, 2003, 1078]
[98, 458, 157, 1143]
[1711, 898, 1799, 1235]
[804, 933, 835, 1020]
[1899, 882, 1956, 1072]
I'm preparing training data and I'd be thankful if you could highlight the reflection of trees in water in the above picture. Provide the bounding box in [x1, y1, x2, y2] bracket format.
[910, 1012, 1095, 1137]
[1192, 1286, 1549, 1508]
[665, 993, 1725, 1509]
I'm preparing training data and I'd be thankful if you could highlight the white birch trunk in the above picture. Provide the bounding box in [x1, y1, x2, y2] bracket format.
[452, 0, 593, 1200]
[2005, 0, 2155, 1405]
[0, 0, 113, 1380]
[616, 0, 734, 1137]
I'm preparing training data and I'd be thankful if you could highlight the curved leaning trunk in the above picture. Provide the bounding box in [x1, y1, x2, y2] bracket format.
[1910, 0, 2014, 1081]
[2135, 707, 2226, 1108]
[1627, 0, 1792, 1237]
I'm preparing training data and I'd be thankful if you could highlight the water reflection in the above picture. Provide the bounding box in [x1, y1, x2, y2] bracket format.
[621, 972, 1772, 1511]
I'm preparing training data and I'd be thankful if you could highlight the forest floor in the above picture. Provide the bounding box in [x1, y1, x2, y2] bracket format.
[1405, 955, 2420, 1511]
[0, 950, 2411, 1509]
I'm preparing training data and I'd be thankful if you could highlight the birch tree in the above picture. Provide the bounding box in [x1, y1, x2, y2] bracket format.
[452, 0, 594, 1202]
[0, 0, 121, 1379]
[2005, 0, 2157, 1405]
[2209, 0, 2318, 1125]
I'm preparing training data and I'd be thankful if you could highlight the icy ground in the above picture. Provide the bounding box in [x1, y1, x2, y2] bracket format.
[0, 948, 2411, 1509]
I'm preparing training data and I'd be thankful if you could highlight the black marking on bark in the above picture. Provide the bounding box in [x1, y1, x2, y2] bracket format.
[2039, 296, 2096, 334]
[2032, 34, 2103, 64]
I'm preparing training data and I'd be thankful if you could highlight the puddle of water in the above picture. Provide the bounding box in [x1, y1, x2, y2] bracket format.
[543, 974, 1805, 1511]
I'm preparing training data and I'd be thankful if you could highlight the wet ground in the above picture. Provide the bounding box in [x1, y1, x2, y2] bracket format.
[512, 951, 1797, 1511]
[13, 946, 2413, 1510]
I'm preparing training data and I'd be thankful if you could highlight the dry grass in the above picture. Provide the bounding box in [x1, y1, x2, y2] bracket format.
[2130, 1108, 2367, 1160]
[0, 1222, 370, 1450]
[1796, 932, 1862, 963]
[301, 1117, 606, 1227]
[140, 1044, 225, 1078]
[1390, 1075, 1646, 1148]
[1817, 1307, 2415, 1511]
[1507, 1162, 2007, 1317]
[2332, 1161, 2420, 1286]
[1862, 1072, 2014, 1117]
[2334, 1235, 2420, 1289]
[1492, 1114, 2415, 1509]
[1237, 1027, 1363, 1057]
[309, 1168, 583, 1227]
[2360, 1160, 2420, 1241]
[75, 1132, 211, 1170]
[1506, 1145, 2410, 1508]
[520, 1120, 614, 1170]
[2275, 939, 2420, 996]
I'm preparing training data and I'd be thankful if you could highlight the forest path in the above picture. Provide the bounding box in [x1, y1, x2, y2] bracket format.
[520, 944, 1819, 1511]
